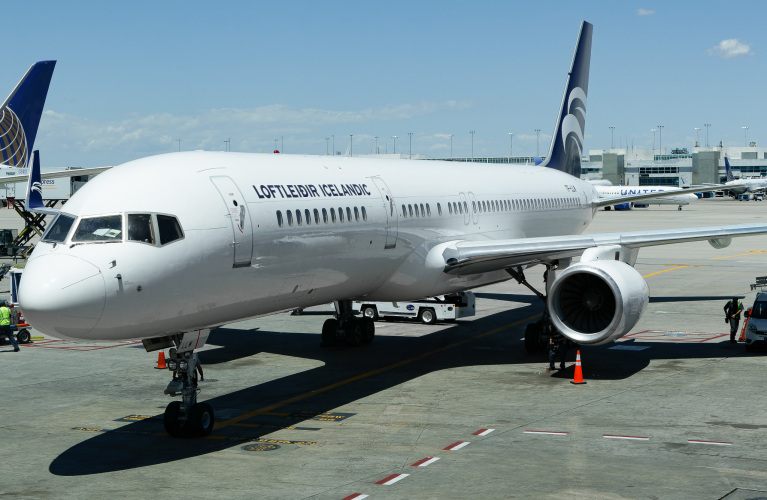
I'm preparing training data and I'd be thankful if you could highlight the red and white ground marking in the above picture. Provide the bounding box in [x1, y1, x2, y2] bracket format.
[374, 473, 409, 485]
[341, 494, 368, 500]
[443, 441, 470, 451]
[688, 439, 733, 446]
[523, 430, 569, 436]
[411, 456, 441, 467]
[473, 428, 495, 436]
[603, 434, 650, 441]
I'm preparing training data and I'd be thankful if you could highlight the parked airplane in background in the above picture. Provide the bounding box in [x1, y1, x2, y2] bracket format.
[0, 61, 109, 188]
[595, 184, 698, 211]
[723, 156, 767, 196]
[18, 21, 767, 438]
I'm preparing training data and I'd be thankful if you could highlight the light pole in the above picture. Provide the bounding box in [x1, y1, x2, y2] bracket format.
[349, 134, 353, 157]
[609, 126, 615, 149]
[742, 126, 749, 147]
[177, 139, 181, 152]
[374, 136, 379, 154]
[274, 139, 278, 152]
[694, 127, 700, 147]
[449, 134, 453, 158]
[224, 138, 230, 152]
[508, 132, 514, 159]
[325, 137, 329, 155]
[704, 123, 711, 147]
[392, 136, 398, 154]
[470, 131, 475, 159]
[332, 135, 335, 155]
[657, 125, 664, 156]
[535, 129, 541, 156]
[651, 129, 656, 156]
[408, 132, 413, 159]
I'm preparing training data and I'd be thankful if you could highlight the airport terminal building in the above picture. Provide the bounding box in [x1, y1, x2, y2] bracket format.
[429, 145, 767, 188]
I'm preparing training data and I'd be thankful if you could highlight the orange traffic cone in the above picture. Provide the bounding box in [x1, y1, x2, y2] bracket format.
[155, 351, 167, 369]
[570, 350, 586, 385]
[739, 309, 751, 341]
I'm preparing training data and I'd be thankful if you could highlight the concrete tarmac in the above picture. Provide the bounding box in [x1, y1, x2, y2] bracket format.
[2, 197, 767, 499]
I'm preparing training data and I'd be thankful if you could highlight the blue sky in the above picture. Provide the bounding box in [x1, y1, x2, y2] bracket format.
[3, 1, 766, 167]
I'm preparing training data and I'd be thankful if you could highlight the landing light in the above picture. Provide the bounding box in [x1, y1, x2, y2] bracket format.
[167, 359, 178, 370]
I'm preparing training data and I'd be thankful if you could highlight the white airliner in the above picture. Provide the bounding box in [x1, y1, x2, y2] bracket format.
[18, 21, 767, 438]
[595, 185, 698, 211]
[723, 156, 767, 195]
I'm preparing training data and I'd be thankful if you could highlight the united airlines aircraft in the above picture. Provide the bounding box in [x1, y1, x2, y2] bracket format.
[595, 185, 698, 210]
[723, 156, 767, 195]
[18, 22, 767, 437]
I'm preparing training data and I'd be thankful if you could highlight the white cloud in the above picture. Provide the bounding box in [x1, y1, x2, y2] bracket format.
[708, 38, 753, 59]
[637, 8, 655, 15]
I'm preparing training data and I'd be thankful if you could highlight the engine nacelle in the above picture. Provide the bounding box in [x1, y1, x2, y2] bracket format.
[547, 260, 649, 345]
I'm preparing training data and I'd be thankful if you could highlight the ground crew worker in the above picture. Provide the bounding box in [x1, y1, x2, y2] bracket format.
[724, 296, 744, 343]
[548, 329, 566, 372]
[0, 301, 19, 352]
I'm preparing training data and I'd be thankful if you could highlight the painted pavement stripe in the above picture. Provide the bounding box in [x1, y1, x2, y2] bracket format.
[375, 473, 409, 485]
[443, 441, 470, 451]
[603, 434, 649, 441]
[524, 430, 569, 436]
[341, 494, 368, 500]
[688, 439, 732, 446]
[411, 457, 440, 467]
[473, 428, 495, 436]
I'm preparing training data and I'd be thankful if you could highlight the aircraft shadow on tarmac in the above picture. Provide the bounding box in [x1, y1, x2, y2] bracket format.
[49, 301, 750, 476]
[649, 295, 740, 303]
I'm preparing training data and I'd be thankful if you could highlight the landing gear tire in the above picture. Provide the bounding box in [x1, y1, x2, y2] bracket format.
[524, 322, 545, 354]
[345, 320, 363, 346]
[16, 329, 30, 344]
[360, 317, 375, 344]
[361, 305, 378, 320]
[184, 402, 215, 437]
[164, 401, 190, 437]
[418, 308, 436, 325]
[322, 319, 339, 347]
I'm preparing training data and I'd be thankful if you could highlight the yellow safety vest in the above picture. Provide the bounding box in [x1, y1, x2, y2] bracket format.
[0, 306, 10, 326]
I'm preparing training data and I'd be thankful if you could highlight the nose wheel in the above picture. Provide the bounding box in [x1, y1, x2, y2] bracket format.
[162, 347, 214, 437]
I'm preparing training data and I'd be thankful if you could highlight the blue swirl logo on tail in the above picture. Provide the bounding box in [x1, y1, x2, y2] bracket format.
[0, 107, 28, 168]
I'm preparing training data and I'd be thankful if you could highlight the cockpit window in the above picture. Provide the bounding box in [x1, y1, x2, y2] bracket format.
[128, 214, 155, 244]
[42, 213, 76, 243]
[72, 215, 123, 242]
[157, 214, 183, 245]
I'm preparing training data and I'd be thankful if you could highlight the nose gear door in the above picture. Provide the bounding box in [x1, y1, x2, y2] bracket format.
[210, 176, 253, 268]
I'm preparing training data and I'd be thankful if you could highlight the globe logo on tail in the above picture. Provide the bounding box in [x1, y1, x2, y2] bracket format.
[0, 107, 28, 168]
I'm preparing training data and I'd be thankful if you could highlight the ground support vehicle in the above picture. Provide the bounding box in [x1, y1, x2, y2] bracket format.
[355, 292, 476, 325]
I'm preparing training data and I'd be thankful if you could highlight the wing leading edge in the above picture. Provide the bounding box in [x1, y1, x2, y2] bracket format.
[442, 223, 767, 275]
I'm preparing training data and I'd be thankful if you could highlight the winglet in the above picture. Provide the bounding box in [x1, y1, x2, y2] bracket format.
[0, 60, 56, 169]
[540, 21, 592, 178]
[24, 150, 58, 215]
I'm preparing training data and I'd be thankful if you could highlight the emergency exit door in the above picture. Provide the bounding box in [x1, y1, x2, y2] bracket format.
[210, 176, 253, 268]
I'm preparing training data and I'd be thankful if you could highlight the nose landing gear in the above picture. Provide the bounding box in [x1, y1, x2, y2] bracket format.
[151, 329, 214, 438]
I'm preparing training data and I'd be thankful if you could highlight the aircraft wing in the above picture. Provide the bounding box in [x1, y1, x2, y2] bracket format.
[0, 166, 111, 184]
[593, 184, 744, 208]
[442, 223, 767, 275]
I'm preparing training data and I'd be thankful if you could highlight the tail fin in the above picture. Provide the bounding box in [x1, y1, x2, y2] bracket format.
[0, 61, 56, 168]
[24, 150, 57, 215]
[724, 156, 734, 182]
[540, 22, 592, 178]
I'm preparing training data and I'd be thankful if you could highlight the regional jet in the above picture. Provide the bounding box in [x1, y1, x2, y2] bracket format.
[723, 156, 767, 195]
[18, 21, 767, 437]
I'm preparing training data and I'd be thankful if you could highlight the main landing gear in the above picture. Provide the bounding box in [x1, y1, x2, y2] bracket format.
[154, 330, 214, 437]
[507, 264, 558, 354]
[322, 299, 375, 347]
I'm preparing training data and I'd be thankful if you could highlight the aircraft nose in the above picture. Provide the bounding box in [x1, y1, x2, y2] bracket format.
[19, 254, 106, 339]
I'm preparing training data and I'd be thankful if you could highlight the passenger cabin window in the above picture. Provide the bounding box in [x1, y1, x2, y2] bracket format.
[287, 210, 294, 226]
[157, 215, 184, 245]
[346, 207, 352, 221]
[322, 208, 328, 223]
[361, 206, 367, 221]
[72, 215, 123, 242]
[128, 214, 155, 244]
[42, 213, 76, 243]
[276, 211, 283, 227]
[338, 207, 344, 222]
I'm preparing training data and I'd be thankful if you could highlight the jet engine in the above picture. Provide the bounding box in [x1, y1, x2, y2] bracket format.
[547, 260, 649, 345]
